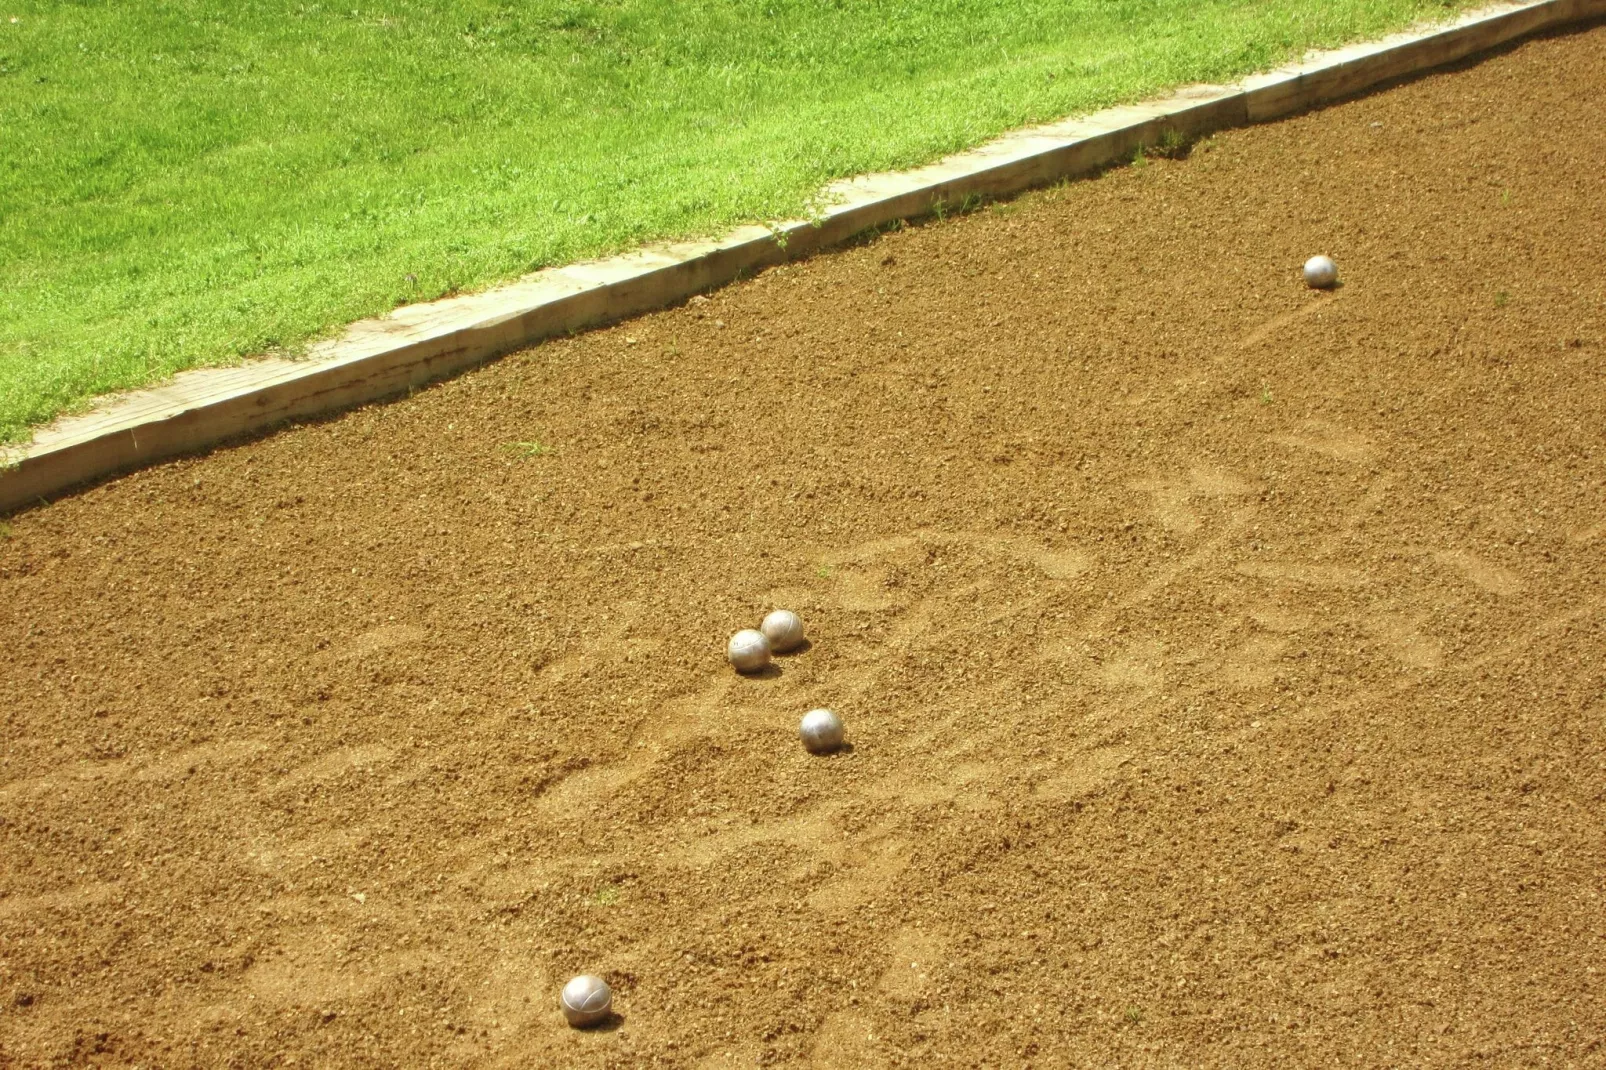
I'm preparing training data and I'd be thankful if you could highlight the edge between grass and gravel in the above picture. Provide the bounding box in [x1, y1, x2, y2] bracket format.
[0, 0, 1477, 445]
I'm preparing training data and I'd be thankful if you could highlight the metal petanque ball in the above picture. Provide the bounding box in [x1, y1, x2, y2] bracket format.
[760, 609, 806, 653]
[727, 628, 772, 674]
[799, 708, 845, 754]
[560, 974, 613, 1028]
[1302, 255, 1339, 289]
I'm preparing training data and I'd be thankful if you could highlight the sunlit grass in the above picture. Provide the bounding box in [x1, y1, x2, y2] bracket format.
[0, 0, 1467, 442]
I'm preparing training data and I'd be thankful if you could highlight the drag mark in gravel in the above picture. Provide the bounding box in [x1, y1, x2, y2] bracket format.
[803, 835, 912, 917]
[1248, 606, 1315, 633]
[530, 760, 639, 821]
[863, 757, 1002, 812]
[1444, 602, 1601, 677]
[1246, 601, 1602, 747]
[245, 942, 431, 1009]
[0, 738, 269, 803]
[0, 761, 132, 805]
[532, 677, 765, 821]
[1239, 292, 1341, 349]
[674, 805, 850, 871]
[1311, 471, 1395, 559]
[1097, 637, 1168, 694]
[1093, 503, 1257, 624]
[132, 739, 271, 782]
[0, 881, 120, 920]
[321, 622, 427, 663]
[1234, 561, 1372, 588]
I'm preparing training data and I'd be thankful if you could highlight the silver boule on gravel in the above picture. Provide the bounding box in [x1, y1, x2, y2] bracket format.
[799, 708, 845, 754]
[1302, 255, 1339, 289]
[760, 609, 806, 653]
[560, 974, 613, 1028]
[726, 628, 772, 674]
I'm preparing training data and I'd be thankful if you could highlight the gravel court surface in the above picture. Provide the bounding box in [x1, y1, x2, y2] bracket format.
[2, 22, 1604, 1069]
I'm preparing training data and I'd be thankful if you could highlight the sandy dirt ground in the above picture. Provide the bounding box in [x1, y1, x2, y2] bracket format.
[3, 21, 1605, 1070]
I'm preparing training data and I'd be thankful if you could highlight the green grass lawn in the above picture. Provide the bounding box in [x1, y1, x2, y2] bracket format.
[1, 0, 1467, 443]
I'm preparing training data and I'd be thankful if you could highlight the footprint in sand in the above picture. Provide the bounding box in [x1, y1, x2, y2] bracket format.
[1033, 746, 1132, 803]
[1433, 550, 1522, 596]
[1568, 522, 1604, 545]
[133, 738, 268, 783]
[1364, 613, 1444, 670]
[1271, 420, 1376, 465]
[1132, 466, 1256, 534]
[809, 1010, 887, 1067]
[1217, 635, 1288, 689]
[272, 743, 396, 790]
[244, 939, 423, 1009]
[1095, 638, 1167, 693]
[877, 927, 948, 1000]
[863, 759, 1001, 811]
[805, 835, 911, 916]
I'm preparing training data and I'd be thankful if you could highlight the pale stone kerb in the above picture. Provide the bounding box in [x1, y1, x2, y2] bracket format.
[1, 0, 1597, 515]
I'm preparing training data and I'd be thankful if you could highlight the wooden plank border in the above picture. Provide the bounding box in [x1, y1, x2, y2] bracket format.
[4, 0, 1602, 515]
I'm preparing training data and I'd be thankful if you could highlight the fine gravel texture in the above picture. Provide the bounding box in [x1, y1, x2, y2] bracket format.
[3, 22, 1605, 1069]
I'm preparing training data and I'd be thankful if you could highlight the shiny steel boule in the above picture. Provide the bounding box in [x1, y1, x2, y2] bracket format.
[727, 628, 772, 674]
[799, 708, 845, 754]
[560, 974, 612, 1028]
[760, 609, 806, 653]
[1302, 255, 1339, 289]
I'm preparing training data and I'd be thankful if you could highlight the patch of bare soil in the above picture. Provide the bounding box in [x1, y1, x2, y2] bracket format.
[3, 22, 1605, 1069]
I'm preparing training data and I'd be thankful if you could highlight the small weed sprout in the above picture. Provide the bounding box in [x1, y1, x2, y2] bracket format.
[802, 195, 830, 230]
[0, 522, 12, 540]
[1155, 128, 1189, 157]
[505, 441, 552, 458]
[1260, 384, 1274, 405]
[1495, 290, 1509, 308]
[589, 885, 620, 907]
[1124, 1006, 1144, 1024]
[816, 564, 834, 579]
[1134, 129, 1191, 167]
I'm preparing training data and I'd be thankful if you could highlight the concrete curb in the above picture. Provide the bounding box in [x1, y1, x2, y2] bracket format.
[4, 0, 1601, 514]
